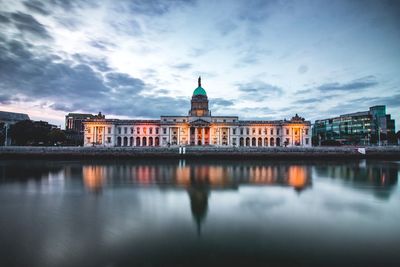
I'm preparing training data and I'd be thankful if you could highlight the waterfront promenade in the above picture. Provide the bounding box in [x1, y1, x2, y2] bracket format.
[1, 146, 400, 159]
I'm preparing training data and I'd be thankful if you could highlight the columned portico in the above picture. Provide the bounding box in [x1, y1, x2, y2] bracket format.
[83, 78, 312, 148]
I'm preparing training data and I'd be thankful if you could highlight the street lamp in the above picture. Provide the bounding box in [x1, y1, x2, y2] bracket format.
[4, 123, 9, 146]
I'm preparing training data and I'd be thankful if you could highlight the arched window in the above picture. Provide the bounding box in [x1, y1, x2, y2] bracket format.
[270, 137, 275, 147]
[276, 137, 281, 147]
[155, 137, 159, 146]
[258, 137, 262, 146]
[123, 137, 128, 146]
[264, 137, 268, 147]
[142, 137, 147, 146]
[252, 137, 256, 146]
[149, 137, 153, 146]
[239, 137, 244, 146]
[117, 136, 122, 147]
[246, 137, 250, 146]
[136, 137, 140, 146]
[130, 137, 133, 146]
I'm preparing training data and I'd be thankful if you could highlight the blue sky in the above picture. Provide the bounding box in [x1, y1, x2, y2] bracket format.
[0, 0, 399, 129]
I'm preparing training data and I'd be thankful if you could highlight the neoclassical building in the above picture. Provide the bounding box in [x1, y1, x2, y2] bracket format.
[83, 77, 311, 147]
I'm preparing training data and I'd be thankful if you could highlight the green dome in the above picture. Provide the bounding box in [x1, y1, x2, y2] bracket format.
[193, 86, 207, 96]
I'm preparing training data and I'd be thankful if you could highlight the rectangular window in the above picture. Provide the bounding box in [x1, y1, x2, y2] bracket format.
[305, 129, 309, 135]
[258, 129, 261, 135]
[233, 129, 236, 135]
[87, 128, 91, 134]
[137, 127, 140, 134]
[107, 127, 111, 134]
[124, 127, 127, 134]
[150, 128, 153, 134]
[270, 129, 273, 135]
[277, 129, 280, 135]
[130, 127, 133, 134]
[107, 137, 111, 143]
[118, 127, 121, 134]
[156, 128, 159, 134]
[306, 138, 309, 145]
[240, 128, 243, 135]
[286, 129, 289, 135]
[163, 128, 167, 134]
[223, 119, 226, 122]
[252, 128, 256, 134]
[246, 128, 249, 135]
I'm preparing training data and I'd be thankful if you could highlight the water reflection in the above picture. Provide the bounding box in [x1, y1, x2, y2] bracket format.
[0, 159, 399, 267]
[314, 160, 398, 199]
[81, 161, 313, 232]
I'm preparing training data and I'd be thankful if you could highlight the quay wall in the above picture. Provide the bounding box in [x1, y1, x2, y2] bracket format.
[0, 146, 400, 159]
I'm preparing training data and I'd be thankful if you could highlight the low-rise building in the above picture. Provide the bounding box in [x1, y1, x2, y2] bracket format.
[0, 111, 30, 145]
[313, 105, 396, 145]
[83, 78, 312, 147]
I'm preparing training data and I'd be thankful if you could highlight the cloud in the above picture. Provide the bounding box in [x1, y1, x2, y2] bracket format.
[23, 0, 50, 16]
[0, 12, 11, 23]
[317, 75, 378, 92]
[10, 12, 52, 39]
[0, 35, 190, 118]
[115, 0, 196, 16]
[170, 63, 192, 70]
[298, 65, 308, 74]
[236, 81, 283, 101]
[210, 98, 235, 108]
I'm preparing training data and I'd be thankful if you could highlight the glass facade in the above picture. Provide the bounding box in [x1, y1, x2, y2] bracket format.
[313, 105, 396, 145]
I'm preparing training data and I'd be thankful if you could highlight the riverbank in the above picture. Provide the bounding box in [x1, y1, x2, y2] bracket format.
[1, 146, 400, 159]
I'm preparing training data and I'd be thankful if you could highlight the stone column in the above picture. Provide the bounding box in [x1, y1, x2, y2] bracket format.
[201, 127, 205, 145]
[103, 126, 105, 145]
[187, 126, 190, 145]
[195, 127, 198, 145]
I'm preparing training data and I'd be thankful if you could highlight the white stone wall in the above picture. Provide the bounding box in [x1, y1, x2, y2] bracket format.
[83, 120, 312, 147]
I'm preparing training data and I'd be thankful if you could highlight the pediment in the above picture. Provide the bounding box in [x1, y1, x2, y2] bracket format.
[190, 119, 210, 126]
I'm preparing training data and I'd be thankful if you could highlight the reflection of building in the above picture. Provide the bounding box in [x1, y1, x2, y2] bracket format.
[313, 105, 396, 145]
[82, 166, 106, 192]
[83, 77, 311, 147]
[81, 162, 311, 234]
[314, 161, 398, 199]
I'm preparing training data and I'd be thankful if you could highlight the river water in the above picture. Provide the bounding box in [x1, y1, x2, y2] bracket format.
[0, 159, 399, 267]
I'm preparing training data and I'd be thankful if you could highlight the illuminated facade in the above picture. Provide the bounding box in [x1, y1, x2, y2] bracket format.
[83, 77, 312, 147]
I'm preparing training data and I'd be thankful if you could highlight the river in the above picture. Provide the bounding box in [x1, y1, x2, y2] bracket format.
[0, 159, 399, 267]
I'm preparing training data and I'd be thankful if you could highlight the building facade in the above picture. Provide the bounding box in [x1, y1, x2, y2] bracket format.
[0, 110, 30, 146]
[313, 105, 396, 145]
[83, 78, 311, 147]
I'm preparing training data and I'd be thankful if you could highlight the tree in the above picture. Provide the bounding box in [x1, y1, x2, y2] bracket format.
[48, 129, 66, 145]
[9, 120, 35, 145]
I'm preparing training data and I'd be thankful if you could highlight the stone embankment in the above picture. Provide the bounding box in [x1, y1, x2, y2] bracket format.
[0, 146, 400, 159]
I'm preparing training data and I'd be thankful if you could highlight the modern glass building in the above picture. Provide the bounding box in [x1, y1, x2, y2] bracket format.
[313, 105, 396, 145]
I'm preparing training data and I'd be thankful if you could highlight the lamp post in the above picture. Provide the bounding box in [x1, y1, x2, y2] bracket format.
[378, 127, 381, 146]
[4, 123, 8, 146]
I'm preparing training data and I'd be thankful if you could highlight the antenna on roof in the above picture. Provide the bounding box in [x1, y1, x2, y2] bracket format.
[198, 76, 201, 87]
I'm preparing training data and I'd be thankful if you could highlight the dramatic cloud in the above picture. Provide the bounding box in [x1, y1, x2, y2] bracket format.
[317, 76, 378, 92]
[236, 81, 283, 101]
[0, 0, 398, 129]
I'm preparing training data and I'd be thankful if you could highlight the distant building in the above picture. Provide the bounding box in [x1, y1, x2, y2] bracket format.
[0, 111, 30, 145]
[313, 105, 396, 145]
[83, 77, 312, 147]
[65, 113, 96, 133]
[65, 112, 104, 146]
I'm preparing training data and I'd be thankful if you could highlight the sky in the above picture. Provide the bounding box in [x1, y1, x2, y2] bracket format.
[0, 0, 399, 129]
